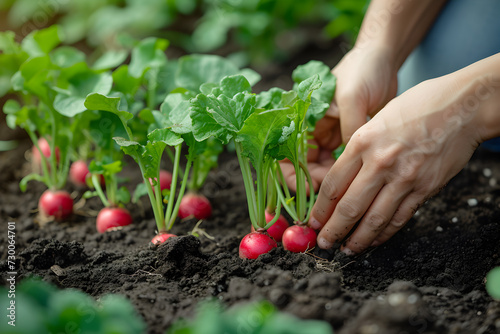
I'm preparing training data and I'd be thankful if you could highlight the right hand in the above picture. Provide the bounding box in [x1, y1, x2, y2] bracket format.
[330, 45, 399, 143]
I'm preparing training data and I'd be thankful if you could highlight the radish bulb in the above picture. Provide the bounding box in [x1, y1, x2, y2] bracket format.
[96, 207, 133, 233]
[282, 225, 317, 253]
[38, 190, 73, 221]
[239, 231, 277, 259]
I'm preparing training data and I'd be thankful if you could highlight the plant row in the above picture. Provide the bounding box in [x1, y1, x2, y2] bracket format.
[2, 25, 336, 259]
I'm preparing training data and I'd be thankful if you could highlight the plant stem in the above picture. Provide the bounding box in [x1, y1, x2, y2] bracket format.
[164, 144, 182, 226]
[48, 108, 58, 188]
[272, 172, 300, 222]
[264, 193, 283, 230]
[92, 174, 110, 207]
[266, 167, 277, 214]
[235, 142, 258, 229]
[167, 155, 193, 231]
[299, 161, 316, 224]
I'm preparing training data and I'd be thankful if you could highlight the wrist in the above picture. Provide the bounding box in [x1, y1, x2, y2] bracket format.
[450, 55, 500, 143]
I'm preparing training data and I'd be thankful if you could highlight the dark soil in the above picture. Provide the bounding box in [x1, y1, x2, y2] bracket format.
[1, 137, 500, 334]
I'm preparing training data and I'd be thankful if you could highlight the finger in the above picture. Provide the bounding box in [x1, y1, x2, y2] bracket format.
[308, 152, 362, 229]
[370, 193, 425, 246]
[340, 182, 411, 254]
[315, 163, 386, 249]
[337, 93, 367, 144]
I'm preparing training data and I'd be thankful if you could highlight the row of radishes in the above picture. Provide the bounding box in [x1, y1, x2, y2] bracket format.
[4, 26, 337, 259]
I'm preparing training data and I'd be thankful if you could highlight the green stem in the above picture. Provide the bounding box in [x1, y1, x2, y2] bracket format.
[235, 142, 258, 229]
[164, 144, 182, 226]
[143, 165, 165, 232]
[272, 172, 300, 222]
[256, 165, 266, 228]
[264, 193, 282, 230]
[266, 167, 278, 213]
[92, 174, 110, 207]
[147, 68, 158, 110]
[188, 158, 199, 192]
[107, 173, 118, 206]
[165, 147, 184, 179]
[167, 155, 193, 231]
[299, 161, 316, 224]
[48, 108, 58, 188]
[295, 133, 307, 222]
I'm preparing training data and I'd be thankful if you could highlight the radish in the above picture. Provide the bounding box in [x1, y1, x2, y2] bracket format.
[69, 160, 90, 187]
[96, 207, 133, 233]
[38, 189, 73, 221]
[32, 138, 60, 166]
[239, 231, 277, 259]
[149, 169, 172, 193]
[178, 193, 212, 220]
[151, 232, 177, 246]
[251, 211, 289, 242]
[70, 160, 105, 187]
[282, 225, 317, 253]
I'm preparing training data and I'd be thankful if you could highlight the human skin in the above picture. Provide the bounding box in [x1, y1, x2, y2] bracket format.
[311, 54, 500, 255]
[283, 0, 500, 254]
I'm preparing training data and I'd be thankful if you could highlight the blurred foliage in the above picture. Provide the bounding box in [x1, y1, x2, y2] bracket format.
[167, 299, 334, 334]
[0, 277, 146, 334]
[486, 266, 500, 300]
[1, 0, 368, 66]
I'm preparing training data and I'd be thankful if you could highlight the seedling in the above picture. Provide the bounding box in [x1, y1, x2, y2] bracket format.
[267, 61, 337, 253]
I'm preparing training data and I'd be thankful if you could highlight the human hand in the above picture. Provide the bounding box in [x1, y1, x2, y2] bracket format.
[309, 74, 484, 255]
[280, 46, 399, 192]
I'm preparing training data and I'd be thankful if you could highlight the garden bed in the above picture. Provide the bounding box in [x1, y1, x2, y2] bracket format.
[1, 138, 500, 334]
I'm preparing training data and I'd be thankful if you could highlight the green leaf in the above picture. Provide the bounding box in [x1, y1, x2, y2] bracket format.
[236, 107, 296, 167]
[0, 31, 21, 53]
[50, 46, 86, 68]
[116, 186, 131, 204]
[159, 93, 192, 134]
[128, 37, 169, 78]
[148, 128, 184, 146]
[84, 93, 133, 124]
[92, 50, 129, 70]
[114, 137, 167, 180]
[112, 65, 141, 95]
[292, 61, 337, 129]
[176, 54, 240, 93]
[296, 74, 322, 101]
[486, 267, 500, 299]
[53, 95, 87, 117]
[21, 25, 61, 57]
[190, 92, 256, 143]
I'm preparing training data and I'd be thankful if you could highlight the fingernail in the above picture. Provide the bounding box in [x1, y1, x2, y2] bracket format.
[341, 247, 355, 256]
[318, 237, 333, 249]
[309, 218, 321, 230]
[370, 240, 381, 247]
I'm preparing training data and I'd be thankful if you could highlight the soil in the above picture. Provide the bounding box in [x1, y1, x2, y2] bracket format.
[1, 136, 500, 334]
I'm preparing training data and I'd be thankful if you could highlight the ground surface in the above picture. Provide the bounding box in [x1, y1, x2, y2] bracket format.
[0, 137, 500, 334]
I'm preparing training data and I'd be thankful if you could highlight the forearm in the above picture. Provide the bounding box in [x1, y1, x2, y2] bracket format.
[355, 0, 448, 68]
[451, 53, 500, 142]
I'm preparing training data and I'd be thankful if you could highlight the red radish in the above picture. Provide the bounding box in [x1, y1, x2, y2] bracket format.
[32, 138, 60, 166]
[151, 232, 177, 245]
[239, 231, 277, 259]
[69, 160, 105, 188]
[96, 207, 133, 233]
[38, 190, 73, 221]
[251, 211, 289, 242]
[69, 160, 90, 187]
[178, 193, 212, 220]
[282, 225, 317, 253]
[149, 169, 172, 193]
